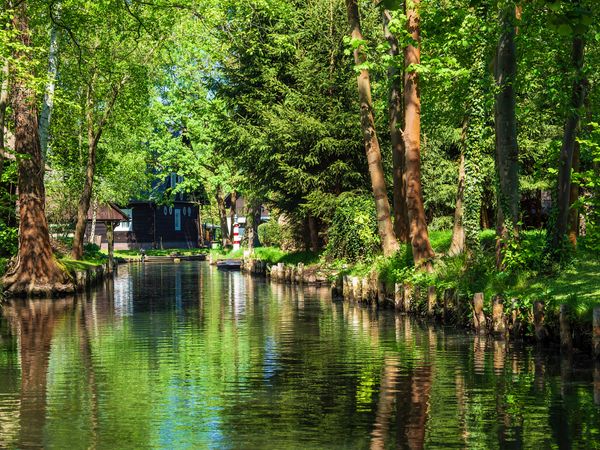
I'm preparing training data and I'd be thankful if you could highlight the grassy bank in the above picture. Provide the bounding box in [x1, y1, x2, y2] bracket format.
[113, 248, 207, 261]
[210, 247, 320, 266]
[233, 230, 600, 325]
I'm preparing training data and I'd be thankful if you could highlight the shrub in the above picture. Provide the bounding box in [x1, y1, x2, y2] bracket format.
[0, 225, 17, 258]
[257, 220, 282, 247]
[324, 192, 380, 263]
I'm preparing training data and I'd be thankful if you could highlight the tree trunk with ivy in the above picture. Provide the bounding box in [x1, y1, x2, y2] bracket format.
[568, 141, 580, 247]
[494, 7, 520, 269]
[403, 0, 434, 268]
[346, 0, 399, 258]
[2, 1, 73, 296]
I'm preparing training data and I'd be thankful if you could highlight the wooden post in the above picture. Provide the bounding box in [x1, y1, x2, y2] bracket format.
[394, 283, 402, 311]
[427, 286, 436, 317]
[403, 284, 412, 312]
[106, 221, 114, 273]
[593, 306, 600, 359]
[533, 301, 547, 342]
[492, 295, 505, 336]
[473, 293, 486, 334]
[559, 304, 573, 353]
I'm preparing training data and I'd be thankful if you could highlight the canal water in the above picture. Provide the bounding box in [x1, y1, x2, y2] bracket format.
[0, 262, 598, 449]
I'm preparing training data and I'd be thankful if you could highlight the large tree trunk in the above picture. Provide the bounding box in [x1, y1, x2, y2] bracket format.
[2, 2, 72, 296]
[382, 10, 409, 243]
[568, 141, 580, 247]
[346, 0, 399, 257]
[215, 186, 230, 246]
[403, 0, 434, 268]
[449, 139, 466, 256]
[38, 16, 59, 160]
[71, 82, 99, 260]
[494, 8, 520, 268]
[554, 33, 586, 249]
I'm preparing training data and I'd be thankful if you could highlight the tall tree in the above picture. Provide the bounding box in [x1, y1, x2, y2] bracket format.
[494, 5, 520, 268]
[553, 15, 587, 249]
[382, 9, 409, 243]
[346, 0, 399, 257]
[403, 0, 434, 267]
[2, 1, 72, 296]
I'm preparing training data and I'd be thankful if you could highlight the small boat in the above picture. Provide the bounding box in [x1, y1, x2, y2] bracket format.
[216, 259, 242, 270]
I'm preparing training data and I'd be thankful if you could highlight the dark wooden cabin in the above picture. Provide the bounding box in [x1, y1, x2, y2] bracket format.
[85, 170, 208, 250]
[86, 200, 199, 250]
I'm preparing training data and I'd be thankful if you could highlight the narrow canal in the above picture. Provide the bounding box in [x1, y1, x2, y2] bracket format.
[0, 262, 598, 449]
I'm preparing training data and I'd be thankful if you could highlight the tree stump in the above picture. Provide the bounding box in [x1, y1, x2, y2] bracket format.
[472, 293, 486, 334]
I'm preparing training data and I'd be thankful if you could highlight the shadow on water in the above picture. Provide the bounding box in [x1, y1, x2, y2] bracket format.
[0, 262, 598, 449]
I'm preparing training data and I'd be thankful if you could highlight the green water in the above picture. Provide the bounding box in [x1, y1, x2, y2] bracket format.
[0, 262, 598, 449]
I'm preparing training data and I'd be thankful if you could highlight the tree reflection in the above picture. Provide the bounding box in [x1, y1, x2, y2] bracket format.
[3, 298, 75, 448]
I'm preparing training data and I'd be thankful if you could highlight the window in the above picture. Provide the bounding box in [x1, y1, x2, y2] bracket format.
[174, 209, 181, 231]
[115, 208, 133, 232]
[170, 173, 177, 189]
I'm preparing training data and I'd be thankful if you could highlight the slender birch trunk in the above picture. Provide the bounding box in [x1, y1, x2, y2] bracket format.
[39, 14, 59, 160]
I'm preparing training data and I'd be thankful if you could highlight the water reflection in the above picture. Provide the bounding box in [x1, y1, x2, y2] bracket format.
[2, 298, 75, 448]
[0, 262, 597, 449]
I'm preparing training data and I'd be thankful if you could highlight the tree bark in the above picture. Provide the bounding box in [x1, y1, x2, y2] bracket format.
[0, 59, 8, 155]
[246, 198, 261, 252]
[308, 214, 320, 252]
[215, 186, 230, 246]
[71, 81, 99, 260]
[403, 0, 434, 268]
[88, 198, 98, 244]
[38, 15, 59, 160]
[229, 190, 237, 237]
[568, 141, 580, 247]
[554, 34, 586, 248]
[494, 8, 520, 268]
[382, 10, 409, 243]
[2, 2, 72, 296]
[346, 0, 399, 257]
[449, 133, 466, 256]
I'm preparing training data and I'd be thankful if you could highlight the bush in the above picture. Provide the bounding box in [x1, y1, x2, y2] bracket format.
[0, 225, 17, 258]
[325, 192, 380, 263]
[257, 220, 282, 247]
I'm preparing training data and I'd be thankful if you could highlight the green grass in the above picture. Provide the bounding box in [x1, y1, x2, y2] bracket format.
[211, 247, 320, 266]
[60, 257, 105, 273]
[113, 248, 207, 260]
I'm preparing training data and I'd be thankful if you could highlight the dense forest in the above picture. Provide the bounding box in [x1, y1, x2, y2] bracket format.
[0, 0, 598, 305]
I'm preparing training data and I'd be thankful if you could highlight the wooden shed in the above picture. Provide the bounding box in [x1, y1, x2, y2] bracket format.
[87, 203, 129, 271]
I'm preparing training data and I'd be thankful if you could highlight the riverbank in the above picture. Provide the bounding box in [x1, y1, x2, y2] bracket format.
[221, 230, 600, 354]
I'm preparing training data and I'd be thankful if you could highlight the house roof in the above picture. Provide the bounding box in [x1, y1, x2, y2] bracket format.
[87, 203, 129, 223]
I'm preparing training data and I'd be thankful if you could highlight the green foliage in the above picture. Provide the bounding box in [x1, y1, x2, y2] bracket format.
[0, 225, 17, 258]
[257, 220, 282, 248]
[325, 193, 380, 263]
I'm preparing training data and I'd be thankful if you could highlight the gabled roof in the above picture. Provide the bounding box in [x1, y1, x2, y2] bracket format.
[86, 203, 129, 223]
